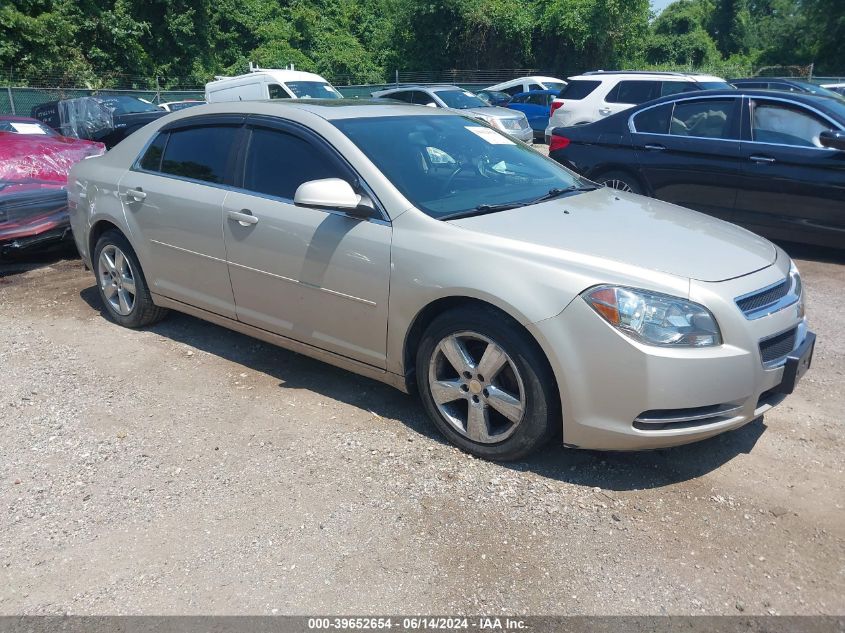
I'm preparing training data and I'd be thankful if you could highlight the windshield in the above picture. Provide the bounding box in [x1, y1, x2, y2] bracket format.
[333, 115, 584, 219]
[167, 101, 205, 111]
[96, 96, 162, 114]
[542, 82, 566, 92]
[804, 84, 845, 101]
[0, 120, 57, 135]
[699, 82, 734, 91]
[286, 81, 342, 99]
[434, 90, 488, 109]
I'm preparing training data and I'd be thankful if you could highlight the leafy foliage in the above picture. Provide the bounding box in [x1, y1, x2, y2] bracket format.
[0, 0, 841, 87]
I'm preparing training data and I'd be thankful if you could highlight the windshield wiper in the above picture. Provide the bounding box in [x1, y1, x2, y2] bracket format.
[440, 201, 527, 221]
[439, 185, 599, 222]
[528, 184, 598, 204]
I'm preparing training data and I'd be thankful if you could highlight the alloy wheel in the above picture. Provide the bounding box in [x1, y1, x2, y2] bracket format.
[428, 331, 526, 444]
[603, 179, 633, 192]
[98, 244, 137, 316]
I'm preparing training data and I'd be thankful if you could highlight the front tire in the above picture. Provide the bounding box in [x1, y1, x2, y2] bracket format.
[416, 307, 558, 461]
[93, 230, 167, 328]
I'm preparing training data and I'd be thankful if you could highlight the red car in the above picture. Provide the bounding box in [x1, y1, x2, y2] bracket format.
[0, 116, 105, 255]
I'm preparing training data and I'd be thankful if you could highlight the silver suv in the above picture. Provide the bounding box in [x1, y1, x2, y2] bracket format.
[372, 85, 533, 142]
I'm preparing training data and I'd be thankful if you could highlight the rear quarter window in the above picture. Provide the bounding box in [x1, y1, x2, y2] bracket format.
[632, 103, 673, 134]
[558, 80, 601, 100]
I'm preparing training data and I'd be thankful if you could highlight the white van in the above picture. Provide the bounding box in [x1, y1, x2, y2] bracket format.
[205, 68, 343, 103]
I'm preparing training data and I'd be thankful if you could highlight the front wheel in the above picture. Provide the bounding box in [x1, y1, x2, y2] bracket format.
[416, 307, 558, 461]
[93, 230, 167, 328]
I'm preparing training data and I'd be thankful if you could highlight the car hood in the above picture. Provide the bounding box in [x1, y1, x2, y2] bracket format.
[462, 106, 524, 120]
[449, 188, 777, 282]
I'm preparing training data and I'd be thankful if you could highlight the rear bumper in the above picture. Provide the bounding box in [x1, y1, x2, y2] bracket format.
[0, 186, 71, 253]
[528, 263, 811, 451]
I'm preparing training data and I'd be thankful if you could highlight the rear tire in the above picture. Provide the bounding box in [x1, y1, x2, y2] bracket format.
[93, 230, 167, 328]
[416, 306, 559, 461]
[597, 170, 643, 195]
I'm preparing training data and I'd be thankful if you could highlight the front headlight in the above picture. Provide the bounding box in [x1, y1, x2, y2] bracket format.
[583, 285, 722, 347]
[475, 114, 504, 130]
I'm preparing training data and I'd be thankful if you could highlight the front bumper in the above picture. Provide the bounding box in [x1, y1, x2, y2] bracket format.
[528, 264, 812, 450]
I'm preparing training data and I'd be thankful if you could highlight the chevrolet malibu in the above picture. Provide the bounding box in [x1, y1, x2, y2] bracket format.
[67, 101, 815, 460]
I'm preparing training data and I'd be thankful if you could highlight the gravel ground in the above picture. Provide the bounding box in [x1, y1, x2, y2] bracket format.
[0, 241, 843, 616]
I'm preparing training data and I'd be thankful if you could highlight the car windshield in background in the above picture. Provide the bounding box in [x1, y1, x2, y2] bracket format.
[333, 115, 583, 219]
[96, 96, 162, 114]
[699, 82, 734, 91]
[0, 121, 57, 135]
[168, 101, 204, 111]
[434, 90, 488, 109]
[543, 82, 566, 92]
[286, 81, 342, 99]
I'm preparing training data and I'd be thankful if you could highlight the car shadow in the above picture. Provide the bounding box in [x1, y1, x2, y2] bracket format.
[775, 240, 845, 264]
[80, 285, 768, 491]
[0, 242, 79, 278]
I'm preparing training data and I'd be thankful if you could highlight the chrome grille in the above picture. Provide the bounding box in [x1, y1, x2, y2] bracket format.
[736, 279, 789, 314]
[759, 328, 797, 365]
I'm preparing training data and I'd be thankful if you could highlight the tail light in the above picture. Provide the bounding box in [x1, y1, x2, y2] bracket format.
[549, 134, 571, 152]
[550, 100, 564, 117]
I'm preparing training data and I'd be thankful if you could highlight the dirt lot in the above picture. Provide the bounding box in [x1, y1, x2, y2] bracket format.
[1, 243, 843, 616]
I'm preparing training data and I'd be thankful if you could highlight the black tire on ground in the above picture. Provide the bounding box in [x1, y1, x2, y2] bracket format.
[93, 229, 168, 328]
[597, 170, 644, 195]
[416, 306, 559, 461]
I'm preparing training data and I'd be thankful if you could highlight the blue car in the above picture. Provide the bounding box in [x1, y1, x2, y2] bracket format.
[507, 90, 557, 141]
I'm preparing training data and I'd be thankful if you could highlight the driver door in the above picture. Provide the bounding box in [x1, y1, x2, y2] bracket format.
[222, 118, 392, 368]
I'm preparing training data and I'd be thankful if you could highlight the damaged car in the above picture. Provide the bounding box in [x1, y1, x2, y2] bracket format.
[0, 115, 105, 256]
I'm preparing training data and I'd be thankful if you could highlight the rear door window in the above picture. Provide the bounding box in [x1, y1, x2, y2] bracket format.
[669, 99, 738, 139]
[387, 91, 413, 103]
[559, 80, 601, 100]
[160, 126, 239, 184]
[243, 127, 350, 200]
[606, 81, 660, 105]
[412, 91, 437, 106]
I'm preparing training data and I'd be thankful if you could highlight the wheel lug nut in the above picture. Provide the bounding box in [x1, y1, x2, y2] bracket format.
[462, 371, 472, 379]
[482, 388, 489, 398]
[460, 384, 469, 392]
[472, 395, 480, 404]
[477, 374, 485, 382]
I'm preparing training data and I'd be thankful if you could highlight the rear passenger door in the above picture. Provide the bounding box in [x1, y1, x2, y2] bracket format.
[601, 80, 660, 119]
[118, 117, 243, 318]
[734, 96, 845, 243]
[222, 117, 392, 367]
[631, 96, 744, 220]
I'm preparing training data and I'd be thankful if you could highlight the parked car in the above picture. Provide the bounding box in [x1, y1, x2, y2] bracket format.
[506, 90, 557, 141]
[822, 83, 845, 96]
[731, 78, 845, 101]
[476, 90, 512, 107]
[68, 100, 814, 459]
[371, 85, 532, 142]
[547, 89, 845, 248]
[206, 68, 342, 102]
[159, 100, 206, 112]
[545, 71, 732, 141]
[32, 95, 167, 148]
[1, 115, 104, 254]
[484, 76, 567, 97]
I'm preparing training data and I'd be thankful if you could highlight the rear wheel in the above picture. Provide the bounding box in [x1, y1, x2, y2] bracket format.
[416, 307, 558, 461]
[93, 230, 167, 328]
[597, 170, 643, 195]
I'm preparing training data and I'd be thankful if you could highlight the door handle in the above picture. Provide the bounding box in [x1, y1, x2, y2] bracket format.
[599, 108, 612, 115]
[124, 188, 146, 202]
[750, 155, 776, 164]
[644, 144, 666, 151]
[228, 209, 259, 226]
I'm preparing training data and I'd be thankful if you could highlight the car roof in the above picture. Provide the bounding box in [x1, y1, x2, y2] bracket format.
[513, 89, 557, 96]
[634, 88, 845, 120]
[572, 71, 725, 83]
[156, 99, 451, 122]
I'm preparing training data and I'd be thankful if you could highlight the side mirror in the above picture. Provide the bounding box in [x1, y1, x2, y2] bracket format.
[425, 102, 437, 108]
[819, 129, 845, 151]
[293, 178, 377, 218]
